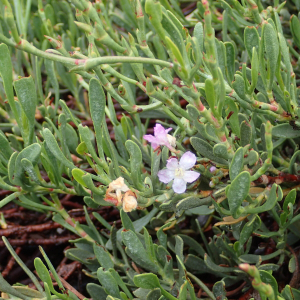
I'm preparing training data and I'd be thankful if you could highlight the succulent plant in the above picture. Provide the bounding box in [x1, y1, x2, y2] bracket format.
[0, 0, 300, 299]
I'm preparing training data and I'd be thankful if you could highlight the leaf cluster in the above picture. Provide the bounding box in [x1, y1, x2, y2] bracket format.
[1, 0, 300, 299]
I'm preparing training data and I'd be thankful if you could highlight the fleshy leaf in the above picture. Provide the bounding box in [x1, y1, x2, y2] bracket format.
[226, 171, 250, 218]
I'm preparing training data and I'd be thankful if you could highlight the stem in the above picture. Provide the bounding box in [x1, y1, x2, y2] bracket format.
[73, 56, 173, 71]
[0, 191, 23, 209]
[34, 186, 78, 195]
[161, 106, 186, 131]
[56, 204, 95, 243]
[0, 33, 173, 69]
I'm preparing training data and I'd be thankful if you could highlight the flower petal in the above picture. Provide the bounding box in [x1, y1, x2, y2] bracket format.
[154, 124, 167, 139]
[143, 134, 158, 143]
[144, 125, 175, 151]
[143, 135, 160, 149]
[172, 178, 186, 194]
[179, 151, 197, 170]
[151, 143, 160, 149]
[183, 171, 200, 183]
[166, 157, 179, 170]
[158, 169, 175, 183]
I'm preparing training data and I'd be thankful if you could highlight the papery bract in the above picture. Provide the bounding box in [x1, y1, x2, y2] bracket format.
[105, 177, 130, 206]
[123, 192, 138, 212]
[105, 178, 138, 212]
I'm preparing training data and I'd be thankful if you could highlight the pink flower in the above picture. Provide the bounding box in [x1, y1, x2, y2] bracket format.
[143, 123, 176, 152]
[158, 151, 200, 194]
[209, 166, 217, 173]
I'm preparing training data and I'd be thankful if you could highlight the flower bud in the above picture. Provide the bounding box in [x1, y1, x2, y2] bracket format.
[209, 166, 217, 173]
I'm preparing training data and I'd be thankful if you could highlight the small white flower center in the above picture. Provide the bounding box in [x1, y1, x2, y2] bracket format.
[174, 167, 185, 178]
